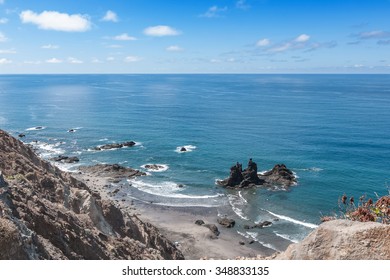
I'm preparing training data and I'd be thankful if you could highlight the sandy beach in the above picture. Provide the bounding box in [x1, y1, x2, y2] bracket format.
[72, 171, 275, 260]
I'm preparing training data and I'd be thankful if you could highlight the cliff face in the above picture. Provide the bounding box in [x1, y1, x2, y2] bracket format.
[275, 220, 390, 260]
[0, 130, 184, 260]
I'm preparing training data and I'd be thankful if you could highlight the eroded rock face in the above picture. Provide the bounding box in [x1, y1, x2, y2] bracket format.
[0, 130, 183, 260]
[217, 159, 296, 189]
[275, 220, 390, 260]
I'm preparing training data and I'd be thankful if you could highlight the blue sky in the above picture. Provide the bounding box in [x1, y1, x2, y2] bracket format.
[0, 0, 389, 73]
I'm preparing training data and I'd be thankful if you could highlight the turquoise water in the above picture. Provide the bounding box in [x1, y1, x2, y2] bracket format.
[1, 74, 389, 250]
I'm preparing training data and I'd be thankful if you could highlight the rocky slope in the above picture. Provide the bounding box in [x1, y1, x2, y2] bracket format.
[0, 129, 184, 260]
[274, 219, 390, 260]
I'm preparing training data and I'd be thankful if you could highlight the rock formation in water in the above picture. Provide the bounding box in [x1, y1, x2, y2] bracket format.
[93, 141, 136, 151]
[0, 130, 183, 260]
[217, 159, 296, 189]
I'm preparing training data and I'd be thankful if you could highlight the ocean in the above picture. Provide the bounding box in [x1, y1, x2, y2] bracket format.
[1, 74, 389, 251]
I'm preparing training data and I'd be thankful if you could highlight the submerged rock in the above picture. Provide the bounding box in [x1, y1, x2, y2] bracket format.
[51, 155, 80, 163]
[217, 159, 296, 189]
[93, 141, 136, 151]
[78, 164, 146, 179]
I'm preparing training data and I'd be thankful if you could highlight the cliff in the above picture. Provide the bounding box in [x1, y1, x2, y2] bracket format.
[274, 219, 390, 260]
[0, 130, 184, 260]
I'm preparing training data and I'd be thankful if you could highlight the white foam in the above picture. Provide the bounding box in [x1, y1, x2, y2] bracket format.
[28, 141, 65, 158]
[175, 145, 197, 153]
[238, 191, 248, 204]
[141, 164, 169, 172]
[228, 194, 250, 220]
[98, 138, 109, 142]
[274, 232, 299, 243]
[26, 126, 46, 131]
[236, 231, 278, 251]
[296, 167, 323, 172]
[128, 179, 224, 199]
[266, 210, 318, 229]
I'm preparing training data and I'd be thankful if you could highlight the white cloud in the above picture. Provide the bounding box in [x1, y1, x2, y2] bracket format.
[46, 58, 62, 63]
[0, 32, 8, 42]
[0, 58, 12, 64]
[107, 44, 123, 48]
[200, 6, 228, 18]
[106, 57, 115, 61]
[68, 57, 83, 64]
[357, 30, 390, 39]
[295, 34, 310, 42]
[0, 49, 16, 54]
[0, 18, 8, 24]
[236, 0, 250, 10]
[102, 10, 118, 22]
[41, 44, 59, 49]
[124, 56, 142, 62]
[256, 38, 270, 47]
[20, 10, 91, 32]
[24, 60, 42, 65]
[113, 33, 137, 41]
[91, 58, 102, 63]
[166, 45, 183, 52]
[144, 25, 180, 36]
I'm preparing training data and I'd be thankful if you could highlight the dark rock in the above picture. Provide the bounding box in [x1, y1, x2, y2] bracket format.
[256, 221, 272, 228]
[195, 220, 205, 226]
[177, 184, 184, 188]
[0, 171, 7, 187]
[203, 224, 220, 236]
[217, 217, 235, 228]
[68, 129, 76, 133]
[78, 164, 146, 179]
[51, 155, 79, 163]
[239, 241, 245, 245]
[218, 159, 296, 189]
[18, 134, 26, 138]
[144, 164, 165, 171]
[35, 126, 43, 130]
[259, 163, 297, 187]
[249, 240, 255, 244]
[180, 147, 187, 152]
[94, 141, 136, 151]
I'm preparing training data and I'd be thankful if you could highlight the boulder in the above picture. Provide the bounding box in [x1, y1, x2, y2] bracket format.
[180, 147, 187, 152]
[203, 224, 220, 237]
[18, 134, 26, 138]
[195, 220, 205, 226]
[217, 217, 236, 228]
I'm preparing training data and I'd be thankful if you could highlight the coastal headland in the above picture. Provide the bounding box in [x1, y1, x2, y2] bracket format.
[1, 129, 390, 260]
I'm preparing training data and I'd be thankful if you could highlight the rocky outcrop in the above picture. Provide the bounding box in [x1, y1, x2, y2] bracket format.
[275, 220, 390, 260]
[93, 141, 136, 151]
[51, 155, 80, 163]
[0, 130, 183, 260]
[217, 159, 296, 189]
[259, 164, 296, 187]
[78, 164, 146, 179]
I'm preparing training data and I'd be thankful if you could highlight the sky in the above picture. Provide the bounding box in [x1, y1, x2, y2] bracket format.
[0, 0, 390, 74]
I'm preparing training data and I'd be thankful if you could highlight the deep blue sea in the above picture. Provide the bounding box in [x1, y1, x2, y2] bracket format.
[1, 74, 389, 251]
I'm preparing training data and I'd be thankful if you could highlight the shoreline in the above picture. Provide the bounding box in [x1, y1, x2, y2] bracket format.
[72, 171, 276, 259]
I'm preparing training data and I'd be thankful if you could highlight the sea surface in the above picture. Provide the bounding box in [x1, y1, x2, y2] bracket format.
[1, 74, 389, 251]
